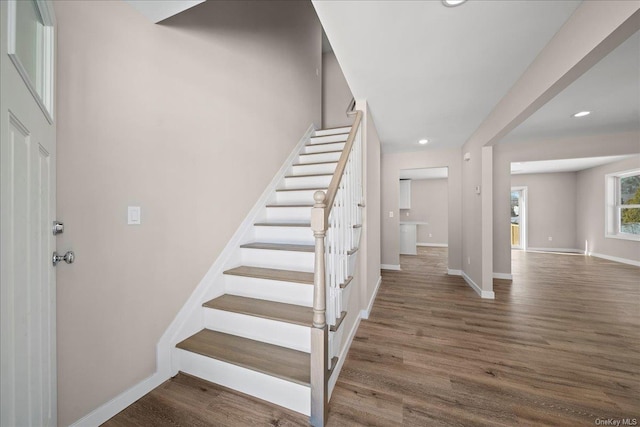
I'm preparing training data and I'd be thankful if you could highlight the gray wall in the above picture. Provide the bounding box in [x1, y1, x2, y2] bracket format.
[321, 56, 380, 312]
[54, 1, 322, 425]
[381, 149, 462, 270]
[510, 172, 577, 251]
[461, 3, 639, 292]
[577, 155, 640, 262]
[322, 51, 353, 128]
[363, 107, 382, 307]
[400, 178, 448, 245]
[331, 103, 382, 380]
[493, 131, 640, 275]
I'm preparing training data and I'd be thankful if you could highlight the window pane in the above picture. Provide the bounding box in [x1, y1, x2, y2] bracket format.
[15, 0, 45, 94]
[621, 207, 640, 235]
[510, 192, 520, 222]
[620, 174, 640, 204]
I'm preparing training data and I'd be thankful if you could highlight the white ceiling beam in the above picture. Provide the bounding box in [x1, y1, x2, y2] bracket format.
[466, 1, 640, 149]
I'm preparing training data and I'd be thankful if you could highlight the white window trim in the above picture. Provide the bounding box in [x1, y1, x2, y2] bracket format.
[605, 168, 640, 242]
[6, 0, 56, 123]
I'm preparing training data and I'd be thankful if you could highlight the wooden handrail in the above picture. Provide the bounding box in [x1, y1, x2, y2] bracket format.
[310, 103, 362, 427]
[323, 110, 363, 223]
[346, 98, 356, 117]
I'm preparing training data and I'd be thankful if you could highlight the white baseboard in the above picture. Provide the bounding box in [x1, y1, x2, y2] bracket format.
[527, 247, 583, 254]
[493, 272, 512, 280]
[461, 271, 495, 299]
[360, 276, 382, 320]
[381, 264, 401, 271]
[447, 269, 462, 276]
[588, 252, 640, 267]
[417, 243, 448, 247]
[69, 372, 168, 426]
[328, 313, 361, 398]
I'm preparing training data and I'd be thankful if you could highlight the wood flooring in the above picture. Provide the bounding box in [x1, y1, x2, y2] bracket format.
[104, 248, 639, 426]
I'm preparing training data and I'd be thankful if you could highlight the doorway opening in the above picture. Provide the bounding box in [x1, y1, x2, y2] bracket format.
[510, 186, 527, 250]
[398, 167, 449, 272]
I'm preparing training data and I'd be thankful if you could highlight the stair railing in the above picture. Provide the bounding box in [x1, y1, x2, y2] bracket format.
[310, 103, 363, 427]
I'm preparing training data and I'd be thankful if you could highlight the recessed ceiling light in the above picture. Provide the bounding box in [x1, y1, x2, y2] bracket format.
[572, 111, 591, 118]
[442, 0, 468, 7]
[418, 139, 429, 145]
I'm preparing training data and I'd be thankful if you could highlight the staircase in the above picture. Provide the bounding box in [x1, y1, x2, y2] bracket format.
[170, 120, 363, 424]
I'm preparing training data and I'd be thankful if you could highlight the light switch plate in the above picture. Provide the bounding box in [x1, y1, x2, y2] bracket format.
[128, 206, 141, 225]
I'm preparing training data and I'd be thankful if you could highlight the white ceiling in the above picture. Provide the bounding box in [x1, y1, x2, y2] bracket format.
[510, 155, 636, 175]
[313, 0, 582, 152]
[502, 32, 640, 144]
[400, 167, 448, 180]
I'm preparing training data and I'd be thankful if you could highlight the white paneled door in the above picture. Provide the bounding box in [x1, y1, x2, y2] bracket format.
[1, 1, 57, 426]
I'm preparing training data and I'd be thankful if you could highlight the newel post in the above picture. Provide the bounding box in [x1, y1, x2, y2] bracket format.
[310, 190, 328, 427]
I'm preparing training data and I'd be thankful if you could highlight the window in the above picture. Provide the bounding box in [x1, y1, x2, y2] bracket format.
[605, 169, 640, 240]
[7, 0, 55, 122]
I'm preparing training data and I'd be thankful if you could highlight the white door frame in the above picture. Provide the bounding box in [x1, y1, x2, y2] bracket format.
[511, 186, 528, 251]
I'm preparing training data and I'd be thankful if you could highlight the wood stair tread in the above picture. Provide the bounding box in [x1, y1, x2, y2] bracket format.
[275, 187, 327, 192]
[254, 222, 311, 227]
[223, 266, 313, 284]
[176, 329, 310, 386]
[313, 128, 350, 133]
[329, 356, 339, 377]
[299, 150, 343, 156]
[305, 140, 346, 147]
[285, 173, 334, 178]
[240, 242, 314, 252]
[292, 161, 338, 166]
[266, 203, 314, 208]
[315, 125, 351, 131]
[203, 294, 312, 327]
[340, 276, 353, 289]
[330, 311, 347, 332]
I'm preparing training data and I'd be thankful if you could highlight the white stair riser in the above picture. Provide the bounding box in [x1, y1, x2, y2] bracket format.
[309, 134, 349, 144]
[297, 151, 342, 164]
[313, 127, 351, 137]
[224, 274, 313, 307]
[266, 206, 312, 222]
[304, 142, 345, 154]
[203, 309, 310, 353]
[177, 349, 310, 416]
[283, 175, 332, 189]
[276, 190, 321, 205]
[291, 162, 337, 175]
[253, 226, 314, 245]
[240, 248, 314, 272]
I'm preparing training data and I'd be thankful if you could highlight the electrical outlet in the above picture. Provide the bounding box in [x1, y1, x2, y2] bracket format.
[429, 233, 433, 237]
[389, 211, 394, 218]
[467, 257, 471, 265]
[406, 211, 410, 216]
[548, 236, 553, 241]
